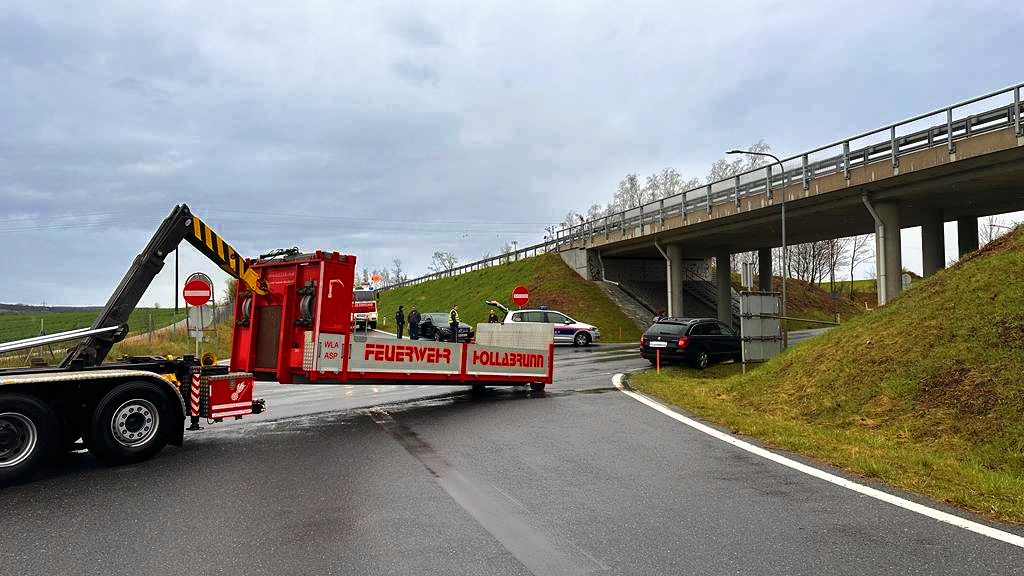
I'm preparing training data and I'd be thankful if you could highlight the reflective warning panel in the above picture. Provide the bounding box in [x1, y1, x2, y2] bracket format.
[349, 340, 463, 375]
[466, 344, 549, 378]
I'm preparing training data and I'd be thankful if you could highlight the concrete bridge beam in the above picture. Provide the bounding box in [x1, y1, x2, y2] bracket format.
[920, 209, 945, 277]
[758, 247, 772, 291]
[869, 200, 903, 305]
[958, 217, 979, 256]
[715, 249, 732, 324]
[665, 243, 684, 317]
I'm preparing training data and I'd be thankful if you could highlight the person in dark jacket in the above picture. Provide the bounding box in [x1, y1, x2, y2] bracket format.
[408, 307, 421, 339]
[488, 309, 500, 323]
[395, 305, 405, 339]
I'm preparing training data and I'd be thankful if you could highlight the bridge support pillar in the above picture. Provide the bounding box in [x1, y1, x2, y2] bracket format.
[872, 200, 902, 305]
[715, 250, 732, 324]
[665, 244, 684, 317]
[757, 248, 772, 291]
[957, 217, 979, 257]
[920, 209, 945, 277]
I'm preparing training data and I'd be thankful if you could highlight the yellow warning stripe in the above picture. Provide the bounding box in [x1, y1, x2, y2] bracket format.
[185, 215, 268, 295]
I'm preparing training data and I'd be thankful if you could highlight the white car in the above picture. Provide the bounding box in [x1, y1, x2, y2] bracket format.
[486, 301, 600, 346]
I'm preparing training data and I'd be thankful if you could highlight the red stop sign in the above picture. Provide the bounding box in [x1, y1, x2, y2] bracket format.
[511, 285, 529, 307]
[183, 278, 212, 306]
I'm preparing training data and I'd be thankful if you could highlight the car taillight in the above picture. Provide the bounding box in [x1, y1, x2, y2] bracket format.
[640, 337, 645, 345]
[677, 336, 689, 348]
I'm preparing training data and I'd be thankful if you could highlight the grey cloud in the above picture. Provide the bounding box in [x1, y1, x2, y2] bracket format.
[394, 14, 444, 47]
[392, 59, 440, 86]
[2, 1, 1023, 305]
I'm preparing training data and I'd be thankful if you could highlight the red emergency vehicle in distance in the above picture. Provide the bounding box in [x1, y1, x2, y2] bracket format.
[352, 286, 378, 329]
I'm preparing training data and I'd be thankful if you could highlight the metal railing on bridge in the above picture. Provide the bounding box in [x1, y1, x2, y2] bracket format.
[384, 82, 1024, 291]
[557, 82, 1024, 248]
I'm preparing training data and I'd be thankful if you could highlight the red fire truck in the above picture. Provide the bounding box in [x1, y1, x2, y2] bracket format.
[0, 205, 553, 485]
[351, 286, 378, 329]
[229, 250, 554, 388]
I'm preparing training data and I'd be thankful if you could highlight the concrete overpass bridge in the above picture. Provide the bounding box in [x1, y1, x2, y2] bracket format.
[559, 82, 1024, 322]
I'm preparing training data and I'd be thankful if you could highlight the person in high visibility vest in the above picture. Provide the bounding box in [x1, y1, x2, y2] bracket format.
[449, 305, 461, 342]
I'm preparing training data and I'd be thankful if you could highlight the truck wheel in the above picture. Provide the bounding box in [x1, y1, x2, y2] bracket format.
[85, 382, 174, 465]
[573, 332, 591, 346]
[530, 383, 546, 392]
[370, 321, 377, 330]
[0, 394, 58, 485]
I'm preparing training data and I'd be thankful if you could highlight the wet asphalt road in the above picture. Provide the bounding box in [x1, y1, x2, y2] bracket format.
[2, 340, 1023, 575]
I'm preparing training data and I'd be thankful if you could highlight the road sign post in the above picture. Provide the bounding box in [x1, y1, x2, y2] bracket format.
[184, 273, 214, 359]
[512, 285, 529, 308]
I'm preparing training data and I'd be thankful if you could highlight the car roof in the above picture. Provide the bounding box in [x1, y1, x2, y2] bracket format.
[513, 309, 566, 314]
[652, 317, 718, 324]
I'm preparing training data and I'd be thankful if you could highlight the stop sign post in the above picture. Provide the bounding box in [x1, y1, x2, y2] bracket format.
[511, 285, 529, 308]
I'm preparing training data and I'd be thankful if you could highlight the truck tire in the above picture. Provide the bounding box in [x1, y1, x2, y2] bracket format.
[370, 321, 377, 330]
[85, 381, 174, 465]
[0, 393, 58, 485]
[530, 383, 546, 392]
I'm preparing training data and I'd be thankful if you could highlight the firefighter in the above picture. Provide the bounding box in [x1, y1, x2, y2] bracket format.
[488, 309, 500, 323]
[449, 304, 461, 342]
[395, 305, 405, 339]
[408, 306, 421, 339]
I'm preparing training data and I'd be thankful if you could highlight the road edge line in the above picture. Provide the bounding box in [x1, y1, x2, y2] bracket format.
[611, 373, 1024, 549]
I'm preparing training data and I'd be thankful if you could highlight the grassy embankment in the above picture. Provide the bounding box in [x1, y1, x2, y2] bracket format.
[633, 228, 1024, 523]
[378, 253, 643, 342]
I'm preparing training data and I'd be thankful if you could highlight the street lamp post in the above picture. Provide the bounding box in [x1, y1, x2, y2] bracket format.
[727, 149, 788, 348]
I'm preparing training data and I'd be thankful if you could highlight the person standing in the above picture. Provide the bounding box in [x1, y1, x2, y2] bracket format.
[488, 309, 500, 323]
[449, 304, 461, 342]
[395, 305, 405, 339]
[408, 306, 421, 339]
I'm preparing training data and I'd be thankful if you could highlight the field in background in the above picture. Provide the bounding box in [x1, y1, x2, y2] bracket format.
[0, 307, 184, 343]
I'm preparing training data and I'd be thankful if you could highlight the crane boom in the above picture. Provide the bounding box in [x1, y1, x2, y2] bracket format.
[60, 204, 268, 368]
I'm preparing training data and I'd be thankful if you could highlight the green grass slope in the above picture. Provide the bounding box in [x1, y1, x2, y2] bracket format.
[378, 253, 642, 342]
[0, 308, 184, 343]
[634, 228, 1024, 522]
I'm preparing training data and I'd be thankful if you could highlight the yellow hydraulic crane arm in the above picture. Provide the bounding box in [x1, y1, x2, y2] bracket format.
[186, 214, 269, 295]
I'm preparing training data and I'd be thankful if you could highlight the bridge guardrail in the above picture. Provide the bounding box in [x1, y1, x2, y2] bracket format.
[385, 83, 1023, 291]
[558, 82, 1024, 247]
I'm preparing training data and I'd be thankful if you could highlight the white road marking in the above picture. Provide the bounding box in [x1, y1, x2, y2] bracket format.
[611, 374, 1024, 549]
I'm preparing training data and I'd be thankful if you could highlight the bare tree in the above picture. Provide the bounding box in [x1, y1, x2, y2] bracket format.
[613, 174, 644, 209]
[390, 258, 404, 283]
[707, 141, 773, 183]
[979, 215, 1010, 245]
[428, 251, 458, 273]
[823, 237, 851, 295]
[360, 267, 370, 286]
[847, 234, 873, 299]
[730, 251, 759, 277]
[223, 278, 238, 306]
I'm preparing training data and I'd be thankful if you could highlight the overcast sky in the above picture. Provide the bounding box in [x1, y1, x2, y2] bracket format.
[2, 1, 1022, 307]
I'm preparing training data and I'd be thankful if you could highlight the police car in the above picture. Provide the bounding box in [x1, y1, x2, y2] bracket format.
[486, 301, 600, 346]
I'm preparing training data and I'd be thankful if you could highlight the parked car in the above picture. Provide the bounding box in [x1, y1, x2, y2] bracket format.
[484, 301, 599, 346]
[418, 313, 475, 342]
[640, 317, 741, 369]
